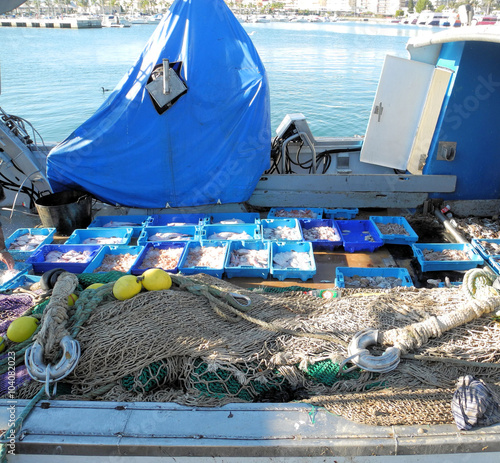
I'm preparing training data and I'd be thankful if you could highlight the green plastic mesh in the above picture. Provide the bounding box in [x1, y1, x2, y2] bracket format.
[122, 360, 170, 393]
[78, 271, 126, 288]
[31, 299, 49, 316]
[189, 359, 289, 402]
[255, 285, 315, 294]
[304, 359, 360, 387]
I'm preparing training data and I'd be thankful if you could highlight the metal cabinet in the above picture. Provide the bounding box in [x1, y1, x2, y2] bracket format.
[360, 55, 452, 173]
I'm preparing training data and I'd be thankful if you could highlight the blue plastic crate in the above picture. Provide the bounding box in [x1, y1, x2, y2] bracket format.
[261, 219, 303, 241]
[88, 215, 152, 237]
[268, 207, 323, 219]
[178, 240, 229, 279]
[335, 267, 413, 288]
[148, 213, 206, 227]
[131, 242, 187, 275]
[5, 228, 56, 261]
[411, 243, 484, 272]
[486, 256, 500, 274]
[201, 223, 261, 241]
[224, 240, 271, 279]
[0, 262, 32, 291]
[369, 216, 418, 245]
[26, 244, 102, 274]
[471, 238, 500, 261]
[299, 219, 342, 251]
[270, 241, 316, 281]
[83, 245, 144, 274]
[3, 274, 41, 290]
[65, 228, 133, 245]
[336, 220, 384, 253]
[137, 225, 200, 246]
[323, 208, 359, 219]
[206, 212, 261, 224]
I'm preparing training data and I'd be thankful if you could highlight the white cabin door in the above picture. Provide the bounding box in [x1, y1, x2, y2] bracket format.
[360, 55, 452, 172]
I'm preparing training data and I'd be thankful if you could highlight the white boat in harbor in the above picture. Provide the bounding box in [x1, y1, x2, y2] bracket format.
[147, 13, 163, 24]
[273, 14, 288, 22]
[101, 14, 131, 28]
[125, 14, 150, 24]
[289, 15, 308, 23]
[249, 14, 271, 23]
[2, 0, 500, 461]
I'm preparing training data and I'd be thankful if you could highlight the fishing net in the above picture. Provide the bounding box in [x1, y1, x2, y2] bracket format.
[0, 294, 33, 336]
[11, 271, 500, 426]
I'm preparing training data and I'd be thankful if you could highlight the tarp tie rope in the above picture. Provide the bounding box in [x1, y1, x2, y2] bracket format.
[24, 272, 81, 398]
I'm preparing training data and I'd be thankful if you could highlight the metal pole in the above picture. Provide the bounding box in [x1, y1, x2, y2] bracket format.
[434, 209, 468, 244]
[162, 59, 170, 95]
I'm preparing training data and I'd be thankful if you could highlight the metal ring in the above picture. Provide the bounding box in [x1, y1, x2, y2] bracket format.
[343, 328, 401, 374]
[25, 335, 81, 386]
[228, 292, 251, 308]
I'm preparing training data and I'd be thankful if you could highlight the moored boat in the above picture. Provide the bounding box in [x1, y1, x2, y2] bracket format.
[1, 1, 500, 461]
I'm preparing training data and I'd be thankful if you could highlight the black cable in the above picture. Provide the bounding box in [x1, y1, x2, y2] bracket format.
[267, 135, 362, 175]
[0, 180, 38, 207]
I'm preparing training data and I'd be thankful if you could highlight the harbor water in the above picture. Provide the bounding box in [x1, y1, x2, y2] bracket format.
[0, 21, 438, 143]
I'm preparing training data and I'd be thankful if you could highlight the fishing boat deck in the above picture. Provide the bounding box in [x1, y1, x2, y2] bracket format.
[2, 205, 500, 461]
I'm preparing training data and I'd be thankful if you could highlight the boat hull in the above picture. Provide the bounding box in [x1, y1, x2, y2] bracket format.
[1, 400, 499, 461]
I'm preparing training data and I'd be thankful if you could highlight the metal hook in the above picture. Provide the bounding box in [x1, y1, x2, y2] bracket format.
[44, 369, 58, 399]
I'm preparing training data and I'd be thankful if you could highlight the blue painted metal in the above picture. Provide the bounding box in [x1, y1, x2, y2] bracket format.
[425, 41, 500, 200]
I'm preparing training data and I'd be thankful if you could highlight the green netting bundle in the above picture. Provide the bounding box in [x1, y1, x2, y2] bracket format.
[189, 359, 289, 402]
[122, 360, 170, 393]
[78, 271, 126, 288]
[31, 299, 50, 316]
[304, 359, 360, 387]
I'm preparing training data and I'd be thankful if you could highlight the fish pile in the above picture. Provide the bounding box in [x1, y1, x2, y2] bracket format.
[273, 209, 317, 218]
[102, 221, 141, 228]
[139, 247, 184, 270]
[93, 253, 138, 273]
[184, 245, 227, 268]
[477, 240, 500, 255]
[207, 231, 253, 240]
[362, 231, 376, 242]
[228, 249, 269, 268]
[423, 248, 470, 261]
[148, 232, 192, 241]
[263, 226, 301, 240]
[302, 226, 341, 242]
[453, 217, 500, 240]
[273, 251, 312, 269]
[374, 222, 409, 236]
[217, 219, 245, 224]
[45, 250, 93, 263]
[0, 269, 20, 286]
[343, 275, 403, 289]
[82, 236, 124, 245]
[8, 233, 46, 251]
[166, 222, 196, 226]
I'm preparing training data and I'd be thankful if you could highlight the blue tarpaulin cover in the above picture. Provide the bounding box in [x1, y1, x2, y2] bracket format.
[47, 0, 270, 208]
